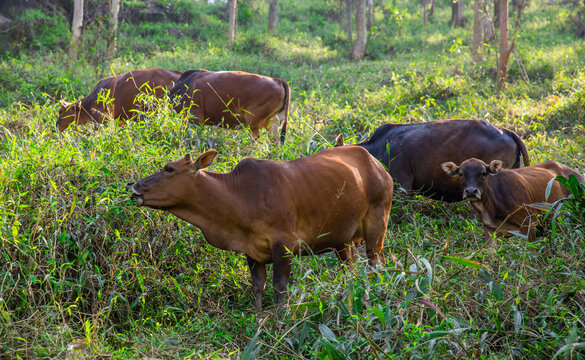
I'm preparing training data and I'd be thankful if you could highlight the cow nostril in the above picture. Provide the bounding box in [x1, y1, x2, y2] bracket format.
[464, 188, 479, 198]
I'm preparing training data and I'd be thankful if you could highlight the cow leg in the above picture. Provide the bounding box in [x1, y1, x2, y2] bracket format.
[483, 227, 498, 251]
[249, 126, 261, 141]
[363, 209, 389, 267]
[271, 241, 292, 305]
[246, 256, 267, 311]
[268, 116, 280, 143]
[336, 245, 355, 263]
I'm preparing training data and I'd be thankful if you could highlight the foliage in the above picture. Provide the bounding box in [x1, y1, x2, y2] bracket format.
[1, 0, 585, 358]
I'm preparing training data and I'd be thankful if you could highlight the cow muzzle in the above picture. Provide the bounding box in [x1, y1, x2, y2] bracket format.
[463, 187, 481, 200]
[127, 182, 144, 205]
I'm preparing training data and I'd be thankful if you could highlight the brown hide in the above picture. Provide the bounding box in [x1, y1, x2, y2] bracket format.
[57, 68, 182, 131]
[169, 69, 290, 143]
[129, 147, 393, 310]
[442, 158, 584, 245]
[356, 119, 530, 202]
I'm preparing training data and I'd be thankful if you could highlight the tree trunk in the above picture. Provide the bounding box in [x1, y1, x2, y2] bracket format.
[472, 0, 483, 61]
[482, 1, 495, 41]
[429, 0, 435, 16]
[494, 0, 500, 28]
[106, 0, 121, 57]
[228, 0, 238, 43]
[345, 0, 352, 43]
[497, 0, 514, 90]
[268, 0, 278, 32]
[451, 0, 465, 27]
[352, 0, 367, 60]
[69, 0, 83, 60]
[423, 0, 428, 26]
[367, 0, 373, 30]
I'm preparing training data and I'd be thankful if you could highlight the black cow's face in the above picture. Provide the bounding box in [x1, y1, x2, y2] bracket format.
[441, 158, 503, 200]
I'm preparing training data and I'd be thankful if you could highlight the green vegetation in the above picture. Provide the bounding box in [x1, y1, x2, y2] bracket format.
[1, 0, 584, 358]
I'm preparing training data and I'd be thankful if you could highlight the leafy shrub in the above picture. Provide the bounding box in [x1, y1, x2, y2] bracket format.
[548, 174, 585, 240]
[0, 9, 69, 53]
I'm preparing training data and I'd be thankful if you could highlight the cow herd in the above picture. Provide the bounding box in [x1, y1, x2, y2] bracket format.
[60, 67, 583, 310]
[57, 67, 289, 142]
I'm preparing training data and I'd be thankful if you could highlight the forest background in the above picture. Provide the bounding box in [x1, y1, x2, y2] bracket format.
[1, 0, 585, 358]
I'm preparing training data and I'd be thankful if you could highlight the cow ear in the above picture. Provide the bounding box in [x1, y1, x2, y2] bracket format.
[194, 149, 218, 170]
[488, 160, 503, 174]
[334, 134, 345, 147]
[441, 162, 460, 177]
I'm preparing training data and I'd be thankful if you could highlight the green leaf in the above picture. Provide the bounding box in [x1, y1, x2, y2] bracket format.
[441, 255, 490, 270]
[319, 324, 337, 342]
[240, 331, 262, 360]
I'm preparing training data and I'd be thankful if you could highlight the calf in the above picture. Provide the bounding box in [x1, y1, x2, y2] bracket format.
[169, 69, 290, 143]
[442, 158, 583, 246]
[129, 147, 393, 310]
[351, 119, 530, 202]
[57, 68, 182, 131]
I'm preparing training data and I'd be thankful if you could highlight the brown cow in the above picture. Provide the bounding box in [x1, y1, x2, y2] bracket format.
[442, 158, 583, 246]
[128, 146, 393, 310]
[348, 119, 530, 202]
[169, 69, 290, 143]
[57, 68, 182, 131]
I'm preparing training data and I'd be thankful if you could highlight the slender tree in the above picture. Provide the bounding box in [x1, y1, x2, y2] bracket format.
[482, 1, 495, 41]
[69, 0, 84, 60]
[268, 0, 278, 32]
[367, 0, 373, 30]
[451, 0, 465, 27]
[228, 0, 238, 43]
[352, 0, 367, 60]
[497, 0, 514, 90]
[494, 0, 500, 27]
[346, 0, 353, 43]
[472, 0, 483, 61]
[423, 0, 429, 26]
[107, 0, 121, 57]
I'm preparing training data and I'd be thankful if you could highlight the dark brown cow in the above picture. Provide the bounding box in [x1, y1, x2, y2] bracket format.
[442, 158, 583, 246]
[169, 69, 290, 143]
[129, 147, 393, 310]
[57, 68, 182, 131]
[351, 119, 530, 202]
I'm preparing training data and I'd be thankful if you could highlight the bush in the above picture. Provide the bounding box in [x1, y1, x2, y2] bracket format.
[0, 9, 69, 53]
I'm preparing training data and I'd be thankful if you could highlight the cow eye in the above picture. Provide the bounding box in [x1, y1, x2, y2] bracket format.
[164, 166, 174, 173]
[482, 171, 488, 177]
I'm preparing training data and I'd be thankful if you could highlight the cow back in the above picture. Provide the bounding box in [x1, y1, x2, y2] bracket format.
[359, 119, 528, 201]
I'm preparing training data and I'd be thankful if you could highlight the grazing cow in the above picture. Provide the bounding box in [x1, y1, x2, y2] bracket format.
[442, 158, 583, 246]
[169, 69, 290, 143]
[350, 119, 530, 202]
[57, 68, 182, 131]
[128, 147, 393, 310]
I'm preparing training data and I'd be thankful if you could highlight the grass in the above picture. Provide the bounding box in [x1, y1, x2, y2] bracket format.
[1, 0, 585, 358]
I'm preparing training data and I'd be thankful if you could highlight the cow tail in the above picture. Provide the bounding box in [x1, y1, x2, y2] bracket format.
[507, 129, 530, 167]
[279, 79, 290, 144]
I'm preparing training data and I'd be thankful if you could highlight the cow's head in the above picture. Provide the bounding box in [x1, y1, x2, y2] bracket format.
[441, 158, 503, 200]
[56, 100, 95, 131]
[129, 150, 218, 209]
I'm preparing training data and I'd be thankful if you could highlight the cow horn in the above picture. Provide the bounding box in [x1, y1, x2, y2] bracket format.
[184, 154, 191, 161]
[60, 99, 72, 107]
[334, 134, 345, 147]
